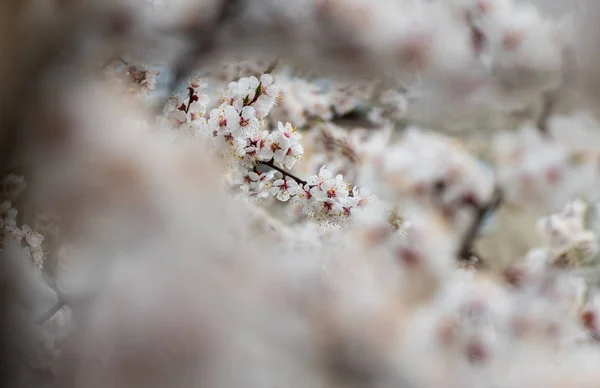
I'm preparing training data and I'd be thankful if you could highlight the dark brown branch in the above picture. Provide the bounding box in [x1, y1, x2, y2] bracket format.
[184, 86, 195, 114]
[259, 159, 307, 186]
[457, 187, 503, 262]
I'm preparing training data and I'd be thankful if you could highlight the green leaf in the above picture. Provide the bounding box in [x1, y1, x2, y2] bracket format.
[253, 82, 262, 101]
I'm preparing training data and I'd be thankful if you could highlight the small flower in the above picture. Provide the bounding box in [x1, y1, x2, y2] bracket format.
[307, 166, 333, 188]
[231, 167, 276, 198]
[239, 106, 260, 135]
[209, 105, 241, 137]
[270, 177, 301, 201]
[244, 130, 269, 157]
[277, 121, 301, 141]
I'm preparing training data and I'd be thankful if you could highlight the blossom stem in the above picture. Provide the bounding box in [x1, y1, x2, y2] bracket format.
[259, 159, 307, 186]
[457, 186, 503, 262]
[184, 86, 194, 114]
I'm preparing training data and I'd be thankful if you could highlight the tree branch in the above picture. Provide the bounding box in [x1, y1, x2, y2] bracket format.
[258, 159, 307, 186]
[457, 187, 503, 262]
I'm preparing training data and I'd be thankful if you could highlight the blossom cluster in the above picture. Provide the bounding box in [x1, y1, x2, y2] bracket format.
[494, 113, 600, 211]
[159, 77, 210, 138]
[159, 71, 371, 225]
[360, 127, 496, 232]
[102, 61, 160, 97]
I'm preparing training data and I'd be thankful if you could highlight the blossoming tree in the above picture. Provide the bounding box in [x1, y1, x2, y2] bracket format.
[5, 0, 600, 387]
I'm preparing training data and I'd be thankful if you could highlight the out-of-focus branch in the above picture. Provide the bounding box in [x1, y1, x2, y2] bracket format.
[537, 91, 557, 136]
[165, 0, 242, 104]
[264, 58, 279, 75]
[458, 187, 504, 262]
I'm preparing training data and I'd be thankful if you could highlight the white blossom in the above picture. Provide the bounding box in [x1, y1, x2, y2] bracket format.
[270, 177, 301, 202]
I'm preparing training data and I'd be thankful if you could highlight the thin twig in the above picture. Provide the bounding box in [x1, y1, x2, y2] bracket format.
[184, 86, 195, 114]
[99, 55, 129, 70]
[457, 187, 503, 262]
[117, 56, 129, 66]
[259, 159, 307, 186]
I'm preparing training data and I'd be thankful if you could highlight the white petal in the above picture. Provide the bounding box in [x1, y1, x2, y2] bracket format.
[241, 106, 256, 119]
[260, 74, 273, 85]
[277, 190, 291, 202]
